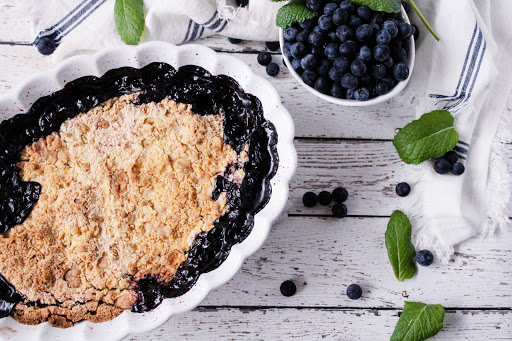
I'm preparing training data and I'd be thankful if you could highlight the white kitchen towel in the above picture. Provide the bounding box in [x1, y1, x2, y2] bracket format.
[401, 0, 512, 261]
[30, 0, 281, 61]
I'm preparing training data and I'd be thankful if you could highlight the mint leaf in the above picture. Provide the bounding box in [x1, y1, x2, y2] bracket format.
[385, 211, 416, 281]
[276, 1, 317, 28]
[393, 110, 459, 165]
[114, 0, 145, 45]
[391, 302, 445, 341]
[349, 0, 401, 13]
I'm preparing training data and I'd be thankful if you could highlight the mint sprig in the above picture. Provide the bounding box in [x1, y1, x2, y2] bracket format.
[391, 302, 445, 341]
[349, 0, 401, 13]
[393, 110, 459, 165]
[114, 0, 145, 45]
[276, 0, 317, 28]
[385, 211, 416, 282]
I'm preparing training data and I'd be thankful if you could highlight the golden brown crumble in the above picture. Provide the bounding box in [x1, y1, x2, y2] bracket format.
[0, 94, 246, 327]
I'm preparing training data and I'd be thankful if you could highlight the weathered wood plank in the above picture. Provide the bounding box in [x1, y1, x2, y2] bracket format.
[128, 308, 512, 340]
[199, 217, 512, 308]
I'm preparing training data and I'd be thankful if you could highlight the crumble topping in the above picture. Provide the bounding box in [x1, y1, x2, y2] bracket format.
[0, 94, 246, 327]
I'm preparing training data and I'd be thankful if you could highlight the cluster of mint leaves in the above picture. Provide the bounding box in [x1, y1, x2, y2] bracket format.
[275, 0, 439, 41]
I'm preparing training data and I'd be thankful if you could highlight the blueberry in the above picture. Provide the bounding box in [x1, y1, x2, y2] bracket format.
[451, 162, 465, 176]
[371, 64, 386, 79]
[36, 37, 56, 55]
[402, 37, 412, 51]
[351, 60, 367, 76]
[416, 250, 434, 266]
[412, 24, 419, 40]
[341, 73, 358, 89]
[371, 13, 384, 25]
[332, 8, 348, 26]
[347, 14, 362, 28]
[356, 24, 372, 42]
[443, 151, 459, 164]
[266, 41, 280, 51]
[322, 43, 338, 61]
[283, 42, 293, 59]
[300, 18, 316, 30]
[328, 67, 344, 82]
[373, 44, 390, 61]
[257, 51, 272, 66]
[354, 87, 370, 101]
[392, 62, 409, 81]
[284, 27, 299, 42]
[228, 37, 242, 44]
[309, 31, 326, 46]
[396, 182, 411, 197]
[313, 25, 323, 33]
[331, 83, 346, 98]
[318, 190, 333, 205]
[381, 75, 395, 88]
[314, 76, 331, 94]
[291, 42, 307, 59]
[339, 40, 357, 56]
[302, 191, 318, 207]
[339, 0, 355, 12]
[332, 187, 348, 202]
[434, 158, 451, 174]
[318, 15, 334, 31]
[328, 31, 340, 43]
[317, 59, 331, 75]
[324, 2, 338, 16]
[236, 0, 249, 7]
[393, 47, 407, 62]
[375, 29, 391, 45]
[357, 46, 371, 62]
[296, 30, 310, 43]
[383, 56, 394, 68]
[311, 45, 324, 56]
[302, 69, 318, 86]
[334, 56, 351, 71]
[332, 203, 348, 218]
[399, 23, 414, 39]
[382, 20, 398, 38]
[345, 88, 355, 99]
[266, 62, 280, 77]
[301, 54, 318, 70]
[280, 280, 297, 297]
[375, 81, 389, 95]
[336, 25, 354, 42]
[347, 284, 362, 300]
[306, 0, 324, 11]
[356, 5, 372, 21]
[291, 58, 303, 72]
[402, 0, 411, 13]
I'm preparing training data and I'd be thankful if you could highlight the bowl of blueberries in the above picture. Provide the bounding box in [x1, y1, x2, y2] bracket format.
[280, 0, 416, 105]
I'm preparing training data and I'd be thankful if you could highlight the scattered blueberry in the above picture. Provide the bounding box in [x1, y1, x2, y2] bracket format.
[291, 42, 307, 59]
[434, 158, 451, 174]
[318, 15, 334, 31]
[266, 62, 280, 77]
[399, 23, 414, 39]
[375, 29, 391, 45]
[284, 27, 299, 42]
[332, 203, 348, 218]
[257, 51, 272, 66]
[339, 40, 357, 56]
[356, 24, 372, 42]
[392, 62, 409, 81]
[346, 88, 355, 99]
[318, 191, 333, 206]
[357, 46, 372, 62]
[347, 284, 362, 300]
[333, 8, 348, 26]
[357, 6, 372, 21]
[280, 280, 297, 297]
[228, 37, 242, 44]
[395, 182, 411, 197]
[451, 162, 465, 176]
[351, 60, 367, 77]
[375, 81, 389, 95]
[301, 54, 319, 70]
[443, 151, 459, 164]
[314, 76, 331, 94]
[416, 250, 434, 266]
[341, 73, 359, 89]
[332, 187, 348, 203]
[266, 41, 280, 51]
[302, 191, 318, 207]
[373, 44, 390, 61]
[36, 37, 56, 55]
[324, 43, 339, 61]
[354, 87, 370, 101]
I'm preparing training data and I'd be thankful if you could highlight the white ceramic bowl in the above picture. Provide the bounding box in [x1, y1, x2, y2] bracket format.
[0, 42, 297, 341]
[279, 6, 415, 106]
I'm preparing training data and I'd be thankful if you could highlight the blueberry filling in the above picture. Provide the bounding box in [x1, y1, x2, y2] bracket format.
[0, 63, 278, 317]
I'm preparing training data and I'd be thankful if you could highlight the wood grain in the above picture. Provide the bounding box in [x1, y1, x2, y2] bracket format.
[127, 308, 512, 341]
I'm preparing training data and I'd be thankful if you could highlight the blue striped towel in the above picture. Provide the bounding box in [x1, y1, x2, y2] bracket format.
[30, 0, 281, 60]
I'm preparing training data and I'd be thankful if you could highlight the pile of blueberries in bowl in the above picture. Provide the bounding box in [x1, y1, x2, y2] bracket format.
[280, 0, 417, 105]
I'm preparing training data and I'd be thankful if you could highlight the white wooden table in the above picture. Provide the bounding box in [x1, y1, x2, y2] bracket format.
[1, 3, 511, 340]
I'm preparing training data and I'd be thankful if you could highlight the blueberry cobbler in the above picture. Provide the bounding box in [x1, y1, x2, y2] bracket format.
[0, 63, 278, 328]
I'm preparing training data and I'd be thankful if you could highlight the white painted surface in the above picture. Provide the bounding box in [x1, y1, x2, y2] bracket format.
[0, 5, 511, 340]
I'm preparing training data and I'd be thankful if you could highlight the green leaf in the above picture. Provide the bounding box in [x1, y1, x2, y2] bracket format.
[385, 211, 416, 281]
[349, 0, 401, 13]
[114, 0, 145, 45]
[271, 0, 289, 2]
[391, 302, 445, 341]
[393, 110, 459, 165]
[276, 1, 318, 28]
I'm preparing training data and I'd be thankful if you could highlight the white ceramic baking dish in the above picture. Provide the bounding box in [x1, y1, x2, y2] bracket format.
[0, 41, 296, 341]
